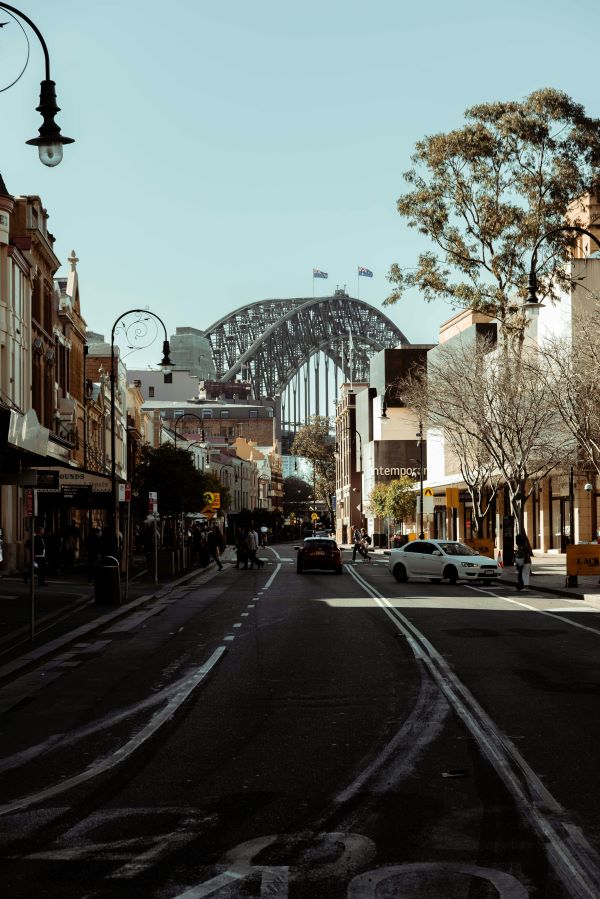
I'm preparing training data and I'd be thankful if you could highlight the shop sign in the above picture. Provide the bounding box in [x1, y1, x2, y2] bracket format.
[466, 538, 495, 559]
[566, 544, 600, 576]
[35, 469, 112, 493]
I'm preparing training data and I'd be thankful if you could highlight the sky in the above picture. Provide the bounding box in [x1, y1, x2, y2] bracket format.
[2, 0, 600, 368]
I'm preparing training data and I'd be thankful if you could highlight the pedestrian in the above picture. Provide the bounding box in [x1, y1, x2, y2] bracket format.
[360, 527, 372, 561]
[207, 525, 224, 570]
[246, 527, 258, 569]
[24, 525, 47, 585]
[515, 532, 533, 591]
[352, 525, 368, 562]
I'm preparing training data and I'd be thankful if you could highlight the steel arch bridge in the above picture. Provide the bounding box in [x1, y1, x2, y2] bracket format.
[204, 290, 407, 415]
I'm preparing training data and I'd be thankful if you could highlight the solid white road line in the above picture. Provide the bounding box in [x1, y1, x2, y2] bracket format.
[0, 647, 227, 816]
[346, 564, 600, 899]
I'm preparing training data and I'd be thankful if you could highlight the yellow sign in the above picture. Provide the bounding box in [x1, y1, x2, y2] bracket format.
[466, 538, 495, 559]
[311, 512, 319, 521]
[290, 512, 296, 520]
[201, 505, 215, 518]
[203, 491, 220, 509]
[445, 487, 459, 509]
[566, 544, 600, 576]
[424, 487, 434, 497]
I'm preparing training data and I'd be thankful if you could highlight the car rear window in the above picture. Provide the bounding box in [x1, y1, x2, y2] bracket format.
[304, 539, 337, 549]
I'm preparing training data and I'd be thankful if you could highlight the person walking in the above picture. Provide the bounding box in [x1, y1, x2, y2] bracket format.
[246, 527, 258, 569]
[352, 528, 369, 562]
[360, 527, 372, 562]
[207, 525, 224, 570]
[515, 532, 533, 591]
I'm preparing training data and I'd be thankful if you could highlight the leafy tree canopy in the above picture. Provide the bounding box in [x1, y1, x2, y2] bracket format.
[386, 89, 600, 324]
[291, 416, 336, 512]
[386, 477, 417, 523]
[132, 444, 227, 517]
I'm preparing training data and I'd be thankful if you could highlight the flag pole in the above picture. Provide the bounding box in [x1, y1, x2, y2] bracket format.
[357, 268, 360, 299]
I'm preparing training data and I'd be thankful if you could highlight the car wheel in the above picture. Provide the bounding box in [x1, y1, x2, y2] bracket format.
[335, 565, 343, 575]
[429, 578, 442, 583]
[444, 565, 458, 584]
[393, 563, 408, 583]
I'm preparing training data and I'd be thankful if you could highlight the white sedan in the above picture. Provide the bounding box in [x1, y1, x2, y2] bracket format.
[389, 539, 501, 584]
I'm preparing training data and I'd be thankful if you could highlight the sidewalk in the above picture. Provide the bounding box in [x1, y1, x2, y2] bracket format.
[0, 549, 234, 684]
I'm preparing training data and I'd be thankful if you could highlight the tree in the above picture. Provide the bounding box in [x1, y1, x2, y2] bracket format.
[386, 477, 417, 528]
[386, 89, 600, 327]
[132, 444, 227, 519]
[400, 335, 569, 534]
[537, 299, 600, 477]
[367, 483, 389, 519]
[291, 417, 336, 518]
[282, 476, 313, 516]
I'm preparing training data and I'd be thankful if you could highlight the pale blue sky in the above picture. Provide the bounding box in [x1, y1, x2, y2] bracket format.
[1, 0, 599, 366]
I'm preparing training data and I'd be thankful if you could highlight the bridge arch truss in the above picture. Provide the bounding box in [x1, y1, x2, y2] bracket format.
[204, 290, 408, 429]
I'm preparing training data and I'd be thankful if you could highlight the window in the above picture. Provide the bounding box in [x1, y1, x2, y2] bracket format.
[249, 409, 258, 419]
[220, 410, 229, 419]
[404, 542, 427, 553]
[148, 386, 155, 398]
[202, 409, 213, 419]
[163, 372, 172, 384]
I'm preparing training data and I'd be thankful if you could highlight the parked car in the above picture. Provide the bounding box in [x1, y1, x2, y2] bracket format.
[296, 537, 343, 575]
[388, 539, 501, 584]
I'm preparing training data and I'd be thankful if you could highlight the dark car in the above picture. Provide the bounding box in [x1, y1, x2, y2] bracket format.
[296, 537, 343, 575]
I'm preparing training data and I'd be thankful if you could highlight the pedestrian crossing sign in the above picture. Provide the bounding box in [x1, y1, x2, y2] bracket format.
[424, 488, 434, 497]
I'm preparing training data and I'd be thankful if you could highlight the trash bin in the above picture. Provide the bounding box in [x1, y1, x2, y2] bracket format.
[94, 555, 121, 605]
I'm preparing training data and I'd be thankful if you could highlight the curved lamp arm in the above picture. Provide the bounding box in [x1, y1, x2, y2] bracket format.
[0, 2, 74, 166]
[110, 309, 171, 556]
[527, 225, 600, 303]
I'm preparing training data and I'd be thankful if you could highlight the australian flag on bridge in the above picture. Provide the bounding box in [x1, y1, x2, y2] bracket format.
[313, 268, 328, 279]
[358, 266, 373, 278]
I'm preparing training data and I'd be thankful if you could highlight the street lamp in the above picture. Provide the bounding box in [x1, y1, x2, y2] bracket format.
[416, 418, 424, 539]
[173, 413, 204, 449]
[183, 438, 207, 470]
[110, 309, 171, 560]
[526, 225, 600, 305]
[0, 3, 74, 165]
[379, 380, 402, 419]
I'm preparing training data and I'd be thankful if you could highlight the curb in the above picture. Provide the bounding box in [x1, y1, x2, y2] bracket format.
[0, 559, 225, 687]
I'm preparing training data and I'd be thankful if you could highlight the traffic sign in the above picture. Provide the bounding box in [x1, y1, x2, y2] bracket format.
[311, 512, 319, 521]
[424, 487, 434, 497]
[203, 491, 220, 509]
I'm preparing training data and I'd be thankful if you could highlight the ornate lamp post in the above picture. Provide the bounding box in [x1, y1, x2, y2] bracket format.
[173, 413, 204, 449]
[110, 309, 171, 560]
[525, 225, 600, 305]
[0, 3, 74, 165]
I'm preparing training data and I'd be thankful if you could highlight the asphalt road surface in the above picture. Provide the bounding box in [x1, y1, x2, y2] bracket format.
[1, 544, 600, 898]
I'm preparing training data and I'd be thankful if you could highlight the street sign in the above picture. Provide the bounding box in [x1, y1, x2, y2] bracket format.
[446, 487, 460, 509]
[311, 512, 319, 521]
[119, 483, 132, 503]
[25, 488, 36, 517]
[290, 512, 296, 520]
[567, 544, 600, 576]
[424, 487, 434, 497]
[148, 491, 158, 514]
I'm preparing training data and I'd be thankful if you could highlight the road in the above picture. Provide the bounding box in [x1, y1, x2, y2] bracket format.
[1, 545, 600, 897]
